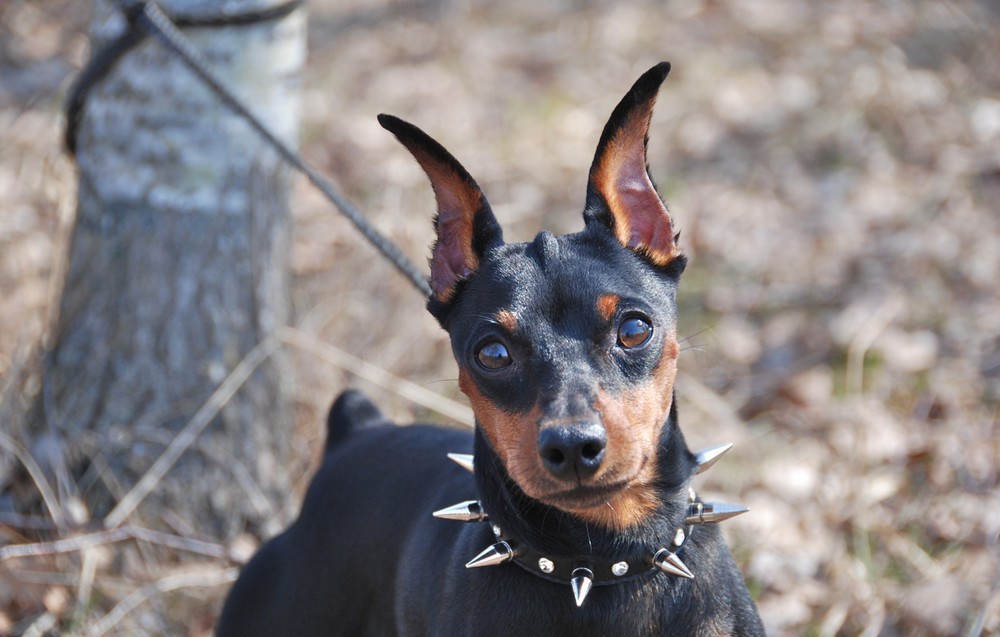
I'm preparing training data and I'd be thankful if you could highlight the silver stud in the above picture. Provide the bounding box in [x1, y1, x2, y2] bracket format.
[611, 561, 629, 577]
[693, 443, 733, 475]
[432, 500, 487, 522]
[491, 524, 503, 538]
[538, 557, 554, 573]
[570, 567, 594, 607]
[673, 527, 686, 547]
[447, 453, 475, 473]
[685, 501, 749, 525]
[465, 541, 515, 568]
[653, 548, 694, 579]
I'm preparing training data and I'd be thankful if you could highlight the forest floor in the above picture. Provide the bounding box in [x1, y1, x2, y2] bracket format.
[1, 0, 998, 635]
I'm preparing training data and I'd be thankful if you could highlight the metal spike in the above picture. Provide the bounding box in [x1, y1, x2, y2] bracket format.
[653, 549, 694, 579]
[466, 541, 514, 568]
[433, 500, 487, 522]
[693, 443, 733, 475]
[447, 453, 475, 472]
[570, 568, 594, 607]
[685, 501, 749, 525]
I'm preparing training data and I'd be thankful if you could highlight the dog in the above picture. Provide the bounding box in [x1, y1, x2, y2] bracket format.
[216, 62, 766, 636]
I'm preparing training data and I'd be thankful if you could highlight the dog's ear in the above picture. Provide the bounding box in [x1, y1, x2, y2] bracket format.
[584, 62, 680, 268]
[379, 114, 503, 304]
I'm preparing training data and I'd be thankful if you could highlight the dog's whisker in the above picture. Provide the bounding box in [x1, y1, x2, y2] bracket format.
[680, 346, 705, 354]
[423, 378, 460, 386]
[678, 326, 712, 344]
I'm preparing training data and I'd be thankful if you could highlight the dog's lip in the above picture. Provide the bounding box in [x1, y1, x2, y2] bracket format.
[540, 476, 637, 510]
[534, 455, 652, 510]
[548, 481, 629, 504]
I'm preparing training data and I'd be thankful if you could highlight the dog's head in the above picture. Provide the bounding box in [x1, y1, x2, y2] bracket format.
[380, 62, 687, 532]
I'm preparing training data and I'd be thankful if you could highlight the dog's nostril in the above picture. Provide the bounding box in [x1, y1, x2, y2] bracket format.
[581, 442, 603, 461]
[546, 448, 566, 466]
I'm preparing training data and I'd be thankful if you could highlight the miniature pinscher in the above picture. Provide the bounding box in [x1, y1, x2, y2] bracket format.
[217, 62, 766, 636]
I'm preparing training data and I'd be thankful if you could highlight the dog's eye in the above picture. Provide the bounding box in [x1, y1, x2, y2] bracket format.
[476, 341, 512, 370]
[617, 316, 653, 349]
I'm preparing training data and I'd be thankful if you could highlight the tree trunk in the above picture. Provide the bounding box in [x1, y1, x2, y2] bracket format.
[28, 0, 305, 540]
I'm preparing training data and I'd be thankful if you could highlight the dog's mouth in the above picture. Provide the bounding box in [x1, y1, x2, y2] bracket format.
[510, 455, 662, 529]
[542, 480, 634, 511]
[533, 456, 651, 513]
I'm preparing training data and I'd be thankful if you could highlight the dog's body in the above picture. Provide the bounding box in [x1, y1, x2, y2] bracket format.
[217, 63, 765, 636]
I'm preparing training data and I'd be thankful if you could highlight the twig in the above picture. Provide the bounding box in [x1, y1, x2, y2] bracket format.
[884, 532, 944, 580]
[75, 546, 99, 621]
[85, 566, 239, 637]
[127, 428, 276, 523]
[278, 326, 474, 427]
[103, 336, 279, 528]
[0, 524, 227, 561]
[845, 294, 903, 396]
[23, 611, 57, 637]
[42, 349, 86, 525]
[0, 430, 66, 528]
[968, 572, 1000, 637]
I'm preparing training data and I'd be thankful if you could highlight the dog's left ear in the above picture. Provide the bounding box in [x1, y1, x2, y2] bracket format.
[584, 62, 680, 268]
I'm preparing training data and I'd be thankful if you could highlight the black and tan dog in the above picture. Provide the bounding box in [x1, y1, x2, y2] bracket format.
[217, 62, 765, 636]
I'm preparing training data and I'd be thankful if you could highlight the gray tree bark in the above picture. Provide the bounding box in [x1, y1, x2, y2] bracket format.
[27, 0, 305, 539]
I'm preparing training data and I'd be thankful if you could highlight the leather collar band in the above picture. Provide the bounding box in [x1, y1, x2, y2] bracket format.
[508, 523, 693, 586]
[434, 445, 749, 607]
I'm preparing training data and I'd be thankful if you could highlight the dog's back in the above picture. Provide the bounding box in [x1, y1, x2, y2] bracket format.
[216, 392, 476, 636]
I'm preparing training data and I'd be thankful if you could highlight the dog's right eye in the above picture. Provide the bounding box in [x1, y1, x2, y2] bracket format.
[617, 316, 653, 349]
[476, 341, 512, 371]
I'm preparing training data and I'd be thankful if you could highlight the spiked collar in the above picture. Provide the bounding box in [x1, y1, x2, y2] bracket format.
[434, 444, 748, 607]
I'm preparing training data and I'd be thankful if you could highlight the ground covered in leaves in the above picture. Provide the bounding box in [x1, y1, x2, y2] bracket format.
[1, 0, 998, 635]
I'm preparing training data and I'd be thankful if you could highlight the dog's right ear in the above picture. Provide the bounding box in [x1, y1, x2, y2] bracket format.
[378, 114, 503, 308]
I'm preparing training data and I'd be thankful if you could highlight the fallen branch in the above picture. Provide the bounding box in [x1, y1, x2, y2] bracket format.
[0, 524, 227, 561]
[85, 566, 238, 637]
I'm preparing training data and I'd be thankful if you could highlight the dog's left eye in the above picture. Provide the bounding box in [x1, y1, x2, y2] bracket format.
[617, 316, 653, 349]
[476, 341, 513, 370]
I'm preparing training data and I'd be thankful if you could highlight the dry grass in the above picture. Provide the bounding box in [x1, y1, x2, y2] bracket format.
[1, 0, 998, 634]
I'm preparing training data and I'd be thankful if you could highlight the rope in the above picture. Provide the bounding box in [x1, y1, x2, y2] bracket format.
[65, 0, 434, 298]
[65, 0, 305, 155]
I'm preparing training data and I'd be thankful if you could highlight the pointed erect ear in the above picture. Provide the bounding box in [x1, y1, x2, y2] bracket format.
[378, 114, 503, 303]
[584, 62, 680, 267]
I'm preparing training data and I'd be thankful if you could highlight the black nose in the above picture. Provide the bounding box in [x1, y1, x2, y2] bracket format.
[537, 423, 607, 481]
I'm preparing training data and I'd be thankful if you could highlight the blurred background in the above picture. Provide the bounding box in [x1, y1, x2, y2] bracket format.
[1, 0, 997, 634]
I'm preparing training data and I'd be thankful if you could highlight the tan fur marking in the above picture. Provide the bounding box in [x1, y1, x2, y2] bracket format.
[459, 368, 547, 490]
[495, 310, 517, 333]
[460, 335, 680, 533]
[596, 294, 620, 322]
